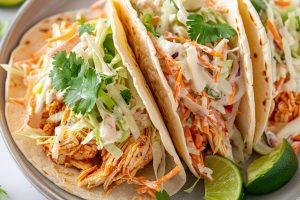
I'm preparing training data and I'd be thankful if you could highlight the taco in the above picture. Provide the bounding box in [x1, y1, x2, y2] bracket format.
[238, 0, 300, 153]
[1, 1, 185, 199]
[114, 0, 256, 179]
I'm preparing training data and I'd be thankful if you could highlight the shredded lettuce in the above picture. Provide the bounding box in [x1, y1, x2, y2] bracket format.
[81, 131, 95, 145]
[106, 84, 140, 140]
[52, 126, 66, 160]
[104, 143, 123, 159]
[98, 89, 116, 111]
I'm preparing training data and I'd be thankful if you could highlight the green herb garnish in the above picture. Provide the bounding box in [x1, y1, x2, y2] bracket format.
[50, 51, 113, 114]
[204, 85, 222, 99]
[78, 19, 95, 36]
[187, 14, 237, 44]
[120, 89, 132, 105]
[142, 13, 161, 37]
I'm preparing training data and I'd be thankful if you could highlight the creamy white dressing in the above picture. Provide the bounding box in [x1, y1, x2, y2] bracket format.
[185, 44, 207, 93]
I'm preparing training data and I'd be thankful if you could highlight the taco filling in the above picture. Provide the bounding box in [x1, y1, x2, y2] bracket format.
[2, 9, 180, 197]
[131, 0, 247, 179]
[252, 0, 300, 152]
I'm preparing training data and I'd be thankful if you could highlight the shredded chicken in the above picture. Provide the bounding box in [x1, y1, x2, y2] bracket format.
[77, 128, 153, 193]
[270, 91, 300, 123]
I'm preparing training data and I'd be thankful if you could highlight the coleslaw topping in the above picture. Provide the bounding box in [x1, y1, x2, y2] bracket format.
[132, 0, 246, 179]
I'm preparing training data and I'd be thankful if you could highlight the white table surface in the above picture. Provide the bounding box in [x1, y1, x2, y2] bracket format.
[0, 7, 47, 200]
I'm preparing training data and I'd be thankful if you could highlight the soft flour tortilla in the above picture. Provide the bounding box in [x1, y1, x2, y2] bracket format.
[238, 0, 273, 144]
[5, 2, 185, 199]
[114, 0, 256, 177]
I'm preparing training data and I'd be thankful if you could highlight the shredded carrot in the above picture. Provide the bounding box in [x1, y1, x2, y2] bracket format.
[197, 54, 217, 71]
[195, 133, 203, 150]
[274, 0, 291, 6]
[213, 68, 220, 83]
[229, 83, 236, 105]
[176, 68, 185, 87]
[274, 77, 285, 91]
[155, 166, 180, 184]
[61, 108, 71, 124]
[36, 55, 45, 68]
[222, 42, 228, 61]
[174, 84, 180, 100]
[201, 117, 210, 135]
[267, 20, 283, 49]
[192, 115, 200, 129]
[186, 93, 196, 102]
[165, 35, 224, 58]
[47, 23, 77, 43]
[151, 16, 160, 25]
[181, 109, 191, 123]
[293, 135, 300, 141]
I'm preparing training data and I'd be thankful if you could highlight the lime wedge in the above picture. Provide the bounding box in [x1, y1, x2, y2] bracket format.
[204, 155, 245, 200]
[0, 0, 24, 7]
[246, 139, 298, 194]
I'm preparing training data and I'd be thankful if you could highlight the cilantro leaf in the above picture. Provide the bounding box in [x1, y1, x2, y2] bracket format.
[78, 24, 95, 36]
[187, 14, 237, 44]
[251, 0, 267, 13]
[155, 190, 170, 200]
[142, 13, 161, 37]
[50, 51, 108, 115]
[50, 51, 84, 91]
[64, 68, 101, 114]
[77, 17, 85, 25]
[120, 89, 132, 105]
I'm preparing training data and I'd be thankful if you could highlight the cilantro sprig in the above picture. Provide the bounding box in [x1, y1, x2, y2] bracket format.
[50, 51, 101, 114]
[187, 14, 237, 44]
[77, 17, 95, 36]
[50, 51, 132, 115]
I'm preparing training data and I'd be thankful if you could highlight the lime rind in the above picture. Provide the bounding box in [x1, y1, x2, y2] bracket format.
[246, 140, 298, 194]
[0, 0, 24, 7]
[204, 155, 244, 200]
